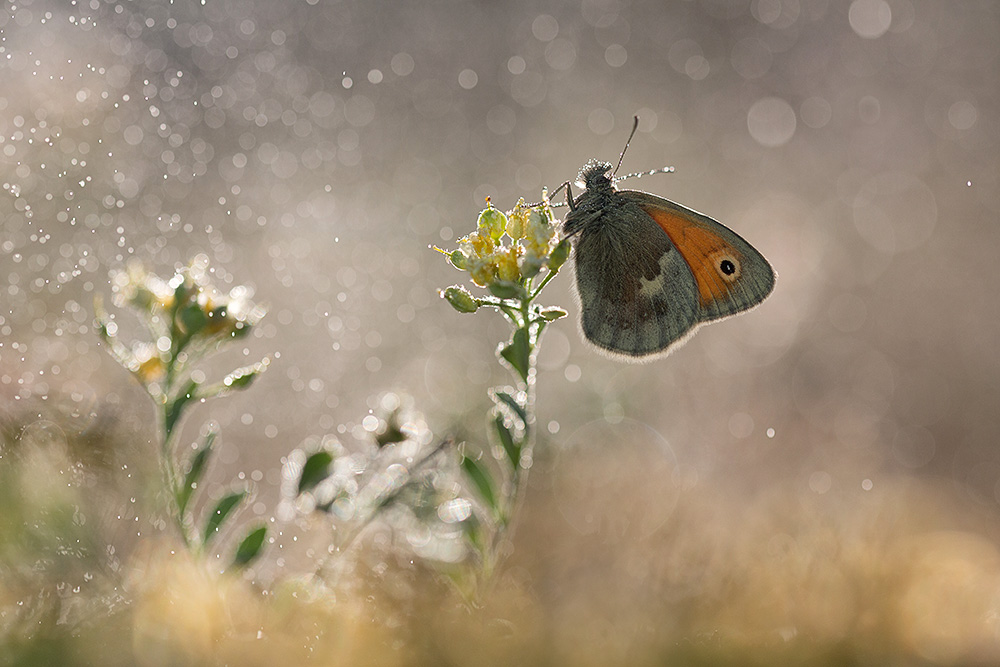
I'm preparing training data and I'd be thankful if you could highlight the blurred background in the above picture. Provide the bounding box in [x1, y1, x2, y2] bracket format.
[2, 0, 1000, 664]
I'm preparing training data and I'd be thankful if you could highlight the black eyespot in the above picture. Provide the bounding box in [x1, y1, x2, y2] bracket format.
[719, 259, 736, 276]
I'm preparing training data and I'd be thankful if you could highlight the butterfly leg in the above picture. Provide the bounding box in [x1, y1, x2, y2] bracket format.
[563, 181, 576, 211]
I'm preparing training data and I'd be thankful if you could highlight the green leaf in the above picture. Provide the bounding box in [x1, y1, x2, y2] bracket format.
[178, 430, 216, 516]
[231, 524, 267, 569]
[494, 414, 519, 469]
[488, 280, 527, 300]
[230, 320, 253, 340]
[165, 379, 199, 440]
[548, 238, 571, 272]
[462, 510, 484, 554]
[203, 490, 247, 546]
[374, 411, 407, 448]
[178, 301, 209, 337]
[491, 389, 527, 427]
[298, 451, 334, 495]
[222, 359, 268, 391]
[96, 324, 138, 371]
[538, 307, 567, 321]
[461, 455, 497, 512]
[499, 327, 530, 382]
[172, 280, 193, 312]
[196, 358, 271, 399]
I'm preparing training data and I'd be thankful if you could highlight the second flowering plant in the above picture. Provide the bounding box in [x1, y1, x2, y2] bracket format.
[96, 256, 270, 568]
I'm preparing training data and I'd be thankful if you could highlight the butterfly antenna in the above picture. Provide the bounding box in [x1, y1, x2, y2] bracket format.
[615, 165, 676, 182]
[612, 115, 640, 178]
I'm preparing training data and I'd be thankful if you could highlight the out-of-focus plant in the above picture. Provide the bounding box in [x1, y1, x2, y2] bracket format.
[95, 255, 269, 569]
[280, 393, 468, 582]
[280, 197, 568, 600]
[435, 195, 570, 596]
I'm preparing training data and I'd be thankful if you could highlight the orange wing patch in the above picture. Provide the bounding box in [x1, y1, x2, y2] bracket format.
[642, 205, 744, 310]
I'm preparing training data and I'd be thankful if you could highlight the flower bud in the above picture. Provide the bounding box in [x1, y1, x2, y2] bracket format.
[462, 231, 495, 258]
[524, 206, 555, 255]
[468, 258, 498, 287]
[477, 204, 508, 242]
[496, 245, 522, 282]
[442, 286, 479, 313]
[449, 250, 468, 270]
[506, 201, 528, 240]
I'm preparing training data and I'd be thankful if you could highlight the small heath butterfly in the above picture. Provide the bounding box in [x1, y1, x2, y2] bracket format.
[561, 117, 775, 360]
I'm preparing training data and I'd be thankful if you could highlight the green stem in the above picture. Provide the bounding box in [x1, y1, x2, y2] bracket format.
[529, 269, 558, 299]
[498, 303, 521, 327]
[504, 318, 536, 525]
[158, 363, 195, 550]
[478, 293, 541, 599]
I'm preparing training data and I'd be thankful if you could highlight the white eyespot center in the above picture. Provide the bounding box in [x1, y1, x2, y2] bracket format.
[716, 255, 741, 282]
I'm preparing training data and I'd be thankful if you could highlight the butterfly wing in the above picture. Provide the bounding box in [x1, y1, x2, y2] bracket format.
[571, 201, 700, 358]
[622, 191, 775, 323]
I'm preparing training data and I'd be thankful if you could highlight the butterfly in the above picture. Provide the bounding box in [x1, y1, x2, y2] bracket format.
[560, 117, 775, 360]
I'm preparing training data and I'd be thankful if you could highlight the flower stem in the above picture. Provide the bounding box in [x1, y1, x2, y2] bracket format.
[157, 364, 195, 550]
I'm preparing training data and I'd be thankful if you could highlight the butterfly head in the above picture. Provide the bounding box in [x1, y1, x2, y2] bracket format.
[578, 160, 616, 192]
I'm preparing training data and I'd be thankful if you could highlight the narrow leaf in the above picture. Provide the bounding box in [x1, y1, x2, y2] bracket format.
[494, 414, 519, 469]
[231, 524, 267, 569]
[462, 510, 485, 554]
[203, 490, 247, 546]
[196, 358, 270, 399]
[165, 379, 199, 439]
[538, 307, 568, 321]
[547, 238, 571, 272]
[178, 430, 217, 516]
[94, 298, 139, 370]
[461, 455, 497, 512]
[492, 389, 527, 427]
[223, 366, 261, 391]
[224, 357, 271, 391]
[499, 327, 530, 382]
[298, 451, 334, 495]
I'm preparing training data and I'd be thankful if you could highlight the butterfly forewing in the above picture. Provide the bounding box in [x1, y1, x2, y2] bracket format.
[625, 192, 775, 322]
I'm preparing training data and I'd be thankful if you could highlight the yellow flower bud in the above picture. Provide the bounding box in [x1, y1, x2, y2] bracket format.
[505, 200, 529, 240]
[525, 206, 555, 253]
[496, 245, 522, 282]
[461, 232, 495, 259]
[468, 256, 498, 287]
[137, 356, 167, 383]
